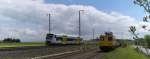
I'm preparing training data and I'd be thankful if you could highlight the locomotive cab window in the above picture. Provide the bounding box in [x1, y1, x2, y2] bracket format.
[100, 37, 104, 41]
[108, 37, 113, 41]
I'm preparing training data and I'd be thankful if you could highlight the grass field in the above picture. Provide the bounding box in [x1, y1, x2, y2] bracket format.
[102, 47, 149, 59]
[0, 42, 45, 48]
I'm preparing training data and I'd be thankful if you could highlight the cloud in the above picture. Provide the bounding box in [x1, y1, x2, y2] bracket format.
[0, 0, 144, 42]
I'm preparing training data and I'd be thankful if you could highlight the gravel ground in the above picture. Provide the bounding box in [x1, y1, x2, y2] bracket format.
[0, 45, 83, 59]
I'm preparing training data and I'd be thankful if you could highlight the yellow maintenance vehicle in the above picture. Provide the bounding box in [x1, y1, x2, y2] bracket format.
[97, 32, 120, 51]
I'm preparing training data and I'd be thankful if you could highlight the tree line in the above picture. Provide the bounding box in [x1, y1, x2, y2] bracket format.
[3, 38, 21, 43]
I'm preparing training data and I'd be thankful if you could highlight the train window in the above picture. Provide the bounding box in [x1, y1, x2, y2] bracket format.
[108, 37, 112, 41]
[68, 38, 75, 41]
[47, 34, 53, 37]
[47, 34, 54, 37]
[56, 37, 63, 41]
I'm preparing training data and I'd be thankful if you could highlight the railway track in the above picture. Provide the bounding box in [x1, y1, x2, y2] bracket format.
[0, 45, 76, 51]
[0, 45, 85, 59]
[0, 46, 46, 51]
[31, 47, 105, 59]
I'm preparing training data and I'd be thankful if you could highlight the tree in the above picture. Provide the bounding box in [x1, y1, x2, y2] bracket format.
[134, 0, 150, 30]
[128, 26, 142, 45]
[134, 0, 150, 48]
[144, 35, 150, 48]
[3, 38, 13, 42]
[128, 26, 139, 39]
[134, 0, 150, 13]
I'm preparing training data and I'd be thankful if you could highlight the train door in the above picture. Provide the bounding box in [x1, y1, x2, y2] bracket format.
[76, 37, 81, 44]
[62, 36, 67, 44]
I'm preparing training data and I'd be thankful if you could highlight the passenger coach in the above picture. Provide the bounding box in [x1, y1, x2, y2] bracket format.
[46, 33, 82, 45]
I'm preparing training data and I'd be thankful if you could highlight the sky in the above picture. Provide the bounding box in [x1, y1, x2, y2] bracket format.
[45, 0, 145, 20]
[0, 0, 149, 42]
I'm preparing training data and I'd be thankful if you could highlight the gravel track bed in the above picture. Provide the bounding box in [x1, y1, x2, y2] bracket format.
[0, 45, 82, 59]
[47, 48, 105, 59]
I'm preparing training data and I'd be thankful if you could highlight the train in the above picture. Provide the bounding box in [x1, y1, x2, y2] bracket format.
[46, 33, 82, 45]
[97, 32, 120, 51]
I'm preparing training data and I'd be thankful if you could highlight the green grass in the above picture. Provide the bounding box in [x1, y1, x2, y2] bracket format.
[0, 42, 45, 48]
[102, 47, 149, 59]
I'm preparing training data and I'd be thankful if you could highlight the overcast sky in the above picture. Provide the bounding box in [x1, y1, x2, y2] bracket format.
[0, 0, 149, 42]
